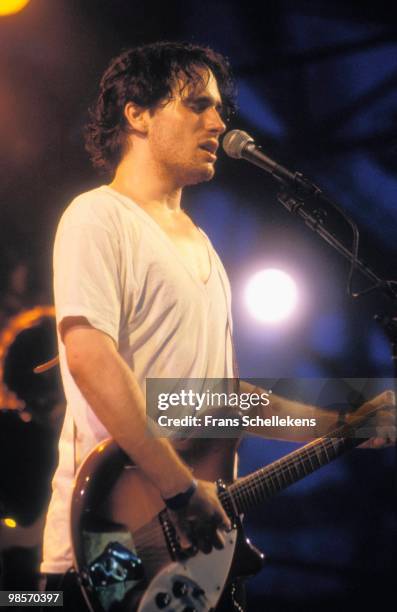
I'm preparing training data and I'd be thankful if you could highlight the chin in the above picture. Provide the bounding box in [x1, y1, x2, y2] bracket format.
[184, 164, 215, 186]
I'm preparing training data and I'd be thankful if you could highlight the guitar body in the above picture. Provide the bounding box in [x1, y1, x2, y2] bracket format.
[71, 408, 371, 610]
[71, 437, 264, 612]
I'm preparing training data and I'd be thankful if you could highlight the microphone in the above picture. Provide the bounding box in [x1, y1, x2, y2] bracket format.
[222, 129, 320, 197]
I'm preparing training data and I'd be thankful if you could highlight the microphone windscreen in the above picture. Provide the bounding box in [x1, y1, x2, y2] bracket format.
[222, 130, 254, 159]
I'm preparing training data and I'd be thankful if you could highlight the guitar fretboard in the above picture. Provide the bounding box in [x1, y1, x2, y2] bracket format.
[219, 409, 376, 516]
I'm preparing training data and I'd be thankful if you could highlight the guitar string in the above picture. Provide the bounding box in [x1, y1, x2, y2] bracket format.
[229, 436, 349, 503]
[228, 407, 377, 508]
[231, 408, 379, 509]
[119, 438, 356, 549]
[223, 434, 360, 512]
[135, 438, 350, 557]
[231, 437, 336, 498]
[228, 439, 358, 512]
[133, 525, 169, 552]
[131, 431, 361, 525]
[109, 424, 370, 538]
[232, 421, 363, 499]
[135, 440, 341, 548]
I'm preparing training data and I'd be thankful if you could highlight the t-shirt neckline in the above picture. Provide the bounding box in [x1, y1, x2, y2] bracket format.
[100, 185, 213, 288]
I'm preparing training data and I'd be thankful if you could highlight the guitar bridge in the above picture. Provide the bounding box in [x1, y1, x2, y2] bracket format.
[159, 509, 197, 561]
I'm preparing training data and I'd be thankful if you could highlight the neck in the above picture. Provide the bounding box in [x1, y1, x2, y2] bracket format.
[218, 406, 379, 518]
[110, 153, 182, 212]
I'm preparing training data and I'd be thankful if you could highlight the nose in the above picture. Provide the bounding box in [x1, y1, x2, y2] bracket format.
[206, 107, 226, 135]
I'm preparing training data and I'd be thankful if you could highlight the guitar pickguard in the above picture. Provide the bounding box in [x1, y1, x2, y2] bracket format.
[137, 528, 238, 612]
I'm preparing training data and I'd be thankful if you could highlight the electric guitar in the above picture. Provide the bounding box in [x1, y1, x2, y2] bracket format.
[71, 407, 380, 612]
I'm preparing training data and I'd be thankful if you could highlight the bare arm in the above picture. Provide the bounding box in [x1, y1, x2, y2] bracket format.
[239, 379, 334, 441]
[62, 317, 230, 549]
[239, 380, 395, 444]
[63, 317, 193, 497]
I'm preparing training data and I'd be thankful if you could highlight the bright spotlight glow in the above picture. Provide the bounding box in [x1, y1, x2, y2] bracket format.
[245, 268, 298, 323]
[0, 0, 30, 17]
[2, 517, 17, 528]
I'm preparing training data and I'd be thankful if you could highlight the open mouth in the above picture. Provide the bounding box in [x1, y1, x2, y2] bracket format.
[199, 141, 219, 155]
[199, 143, 218, 160]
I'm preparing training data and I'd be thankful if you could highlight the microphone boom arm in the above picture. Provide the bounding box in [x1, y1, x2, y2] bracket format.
[276, 189, 396, 301]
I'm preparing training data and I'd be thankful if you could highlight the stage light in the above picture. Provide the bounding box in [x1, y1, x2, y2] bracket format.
[2, 517, 17, 528]
[245, 268, 298, 323]
[0, 0, 30, 17]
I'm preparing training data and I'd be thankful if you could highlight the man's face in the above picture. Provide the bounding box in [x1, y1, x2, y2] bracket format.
[147, 68, 227, 187]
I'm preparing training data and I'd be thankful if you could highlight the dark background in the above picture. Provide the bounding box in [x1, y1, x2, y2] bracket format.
[0, 1, 396, 610]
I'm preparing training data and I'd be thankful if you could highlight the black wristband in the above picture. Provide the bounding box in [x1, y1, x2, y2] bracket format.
[163, 479, 198, 511]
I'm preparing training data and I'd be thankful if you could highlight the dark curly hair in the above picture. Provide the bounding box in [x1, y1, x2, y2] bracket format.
[84, 41, 236, 175]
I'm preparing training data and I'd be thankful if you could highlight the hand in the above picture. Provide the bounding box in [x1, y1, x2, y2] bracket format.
[350, 390, 396, 449]
[169, 479, 232, 554]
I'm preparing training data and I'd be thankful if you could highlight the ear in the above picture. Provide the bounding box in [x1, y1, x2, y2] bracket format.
[124, 102, 150, 135]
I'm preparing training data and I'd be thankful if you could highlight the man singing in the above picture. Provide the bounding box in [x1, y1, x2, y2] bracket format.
[41, 41, 393, 610]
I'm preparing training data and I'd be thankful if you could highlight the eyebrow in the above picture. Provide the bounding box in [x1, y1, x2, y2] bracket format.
[184, 93, 223, 111]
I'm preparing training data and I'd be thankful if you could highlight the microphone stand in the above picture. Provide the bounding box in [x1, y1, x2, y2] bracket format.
[274, 180, 397, 419]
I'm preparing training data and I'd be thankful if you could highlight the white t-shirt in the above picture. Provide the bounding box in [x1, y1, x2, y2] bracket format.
[41, 186, 234, 573]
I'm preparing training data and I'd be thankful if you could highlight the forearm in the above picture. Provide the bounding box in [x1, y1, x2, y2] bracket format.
[66, 327, 193, 497]
[239, 379, 337, 441]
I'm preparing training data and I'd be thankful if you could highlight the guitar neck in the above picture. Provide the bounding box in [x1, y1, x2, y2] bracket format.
[220, 408, 377, 516]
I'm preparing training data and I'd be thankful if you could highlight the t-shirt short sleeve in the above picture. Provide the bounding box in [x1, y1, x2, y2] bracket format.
[54, 218, 122, 345]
